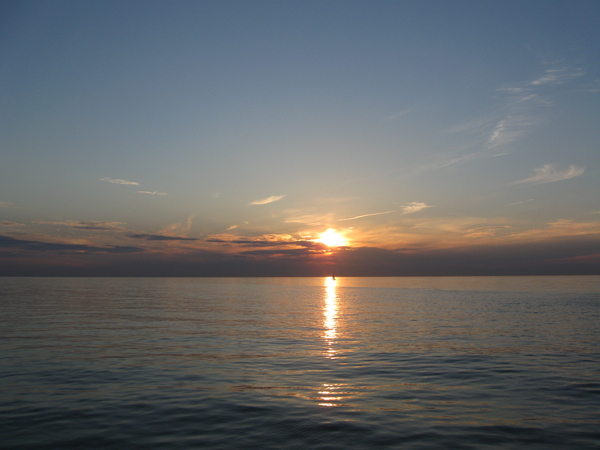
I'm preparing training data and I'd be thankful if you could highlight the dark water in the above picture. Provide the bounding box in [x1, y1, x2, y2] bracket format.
[1, 277, 599, 449]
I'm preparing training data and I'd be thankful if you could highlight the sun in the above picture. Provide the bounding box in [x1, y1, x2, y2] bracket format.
[317, 229, 347, 247]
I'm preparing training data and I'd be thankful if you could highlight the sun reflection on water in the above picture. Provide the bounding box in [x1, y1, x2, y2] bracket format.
[324, 276, 338, 359]
[317, 277, 346, 406]
[317, 383, 347, 407]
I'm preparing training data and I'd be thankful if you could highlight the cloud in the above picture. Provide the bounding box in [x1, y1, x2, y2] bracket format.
[512, 164, 585, 185]
[249, 195, 285, 205]
[0, 202, 13, 208]
[531, 68, 585, 86]
[137, 191, 167, 196]
[383, 108, 412, 123]
[128, 234, 198, 241]
[34, 220, 126, 231]
[160, 215, 195, 237]
[205, 237, 330, 258]
[225, 225, 238, 231]
[579, 79, 600, 93]
[437, 65, 588, 178]
[5, 234, 600, 276]
[400, 202, 434, 214]
[240, 248, 318, 257]
[282, 208, 335, 226]
[399, 151, 485, 177]
[100, 177, 140, 185]
[508, 199, 534, 206]
[468, 67, 585, 152]
[206, 237, 321, 248]
[0, 221, 24, 227]
[486, 115, 543, 149]
[464, 225, 511, 238]
[0, 235, 143, 254]
[339, 210, 396, 221]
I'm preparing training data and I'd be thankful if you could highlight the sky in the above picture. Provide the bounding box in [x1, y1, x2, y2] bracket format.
[1, 0, 600, 276]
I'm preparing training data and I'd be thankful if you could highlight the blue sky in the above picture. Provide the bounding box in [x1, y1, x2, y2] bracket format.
[1, 0, 599, 276]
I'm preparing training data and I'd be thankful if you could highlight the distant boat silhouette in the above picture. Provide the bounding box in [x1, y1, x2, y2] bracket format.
[332, 272, 336, 280]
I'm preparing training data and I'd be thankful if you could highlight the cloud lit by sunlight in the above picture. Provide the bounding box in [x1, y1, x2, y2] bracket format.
[249, 195, 286, 205]
[400, 202, 434, 214]
[137, 191, 168, 196]
[33, 220, 126, 231]
[339, 210, 396, 221]
[513, 164, 585, 185]
[100, 177, 140, 185]
[0, 221, 24, 227]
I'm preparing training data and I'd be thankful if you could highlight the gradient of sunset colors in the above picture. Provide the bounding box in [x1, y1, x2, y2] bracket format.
[1, 0, 599, 276]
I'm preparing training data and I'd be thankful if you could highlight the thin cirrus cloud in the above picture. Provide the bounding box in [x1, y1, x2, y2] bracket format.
[0, 235, 142, 254]
[0, 221, 24, 227]
[339, 210, 396, 221]
[0, 202, 13, 208]
[34, 220, 127, 231]
[249, 195, 285, 205]
[508, 199, 534, 206]
[486, 68, 584, 150]
[447, 67, 584, 157]
[100, 177, 140, 185]
[486, 116, 542, 149]
[382, 108, 412, 123]
[137, 191, 168, 196]
[512, 164, 585, 185]
[530, 68, 585, 86]
[128, 234, 197, 241]
[400, 202, 434, 214]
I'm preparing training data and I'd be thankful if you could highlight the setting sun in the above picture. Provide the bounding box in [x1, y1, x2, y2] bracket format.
[316, 229, 347, 247]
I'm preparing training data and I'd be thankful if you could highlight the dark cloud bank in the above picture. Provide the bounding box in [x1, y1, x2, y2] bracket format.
[1, 234, 599, 276]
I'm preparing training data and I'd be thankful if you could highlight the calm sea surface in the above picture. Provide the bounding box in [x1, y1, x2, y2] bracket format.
[1, 276, 600, 449]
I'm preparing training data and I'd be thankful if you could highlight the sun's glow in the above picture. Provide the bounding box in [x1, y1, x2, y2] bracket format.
[317, 229, 347, 247]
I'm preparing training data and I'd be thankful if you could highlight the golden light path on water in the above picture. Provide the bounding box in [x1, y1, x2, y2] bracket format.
[319, 276, 346, 407]
[323, 276, 338, 359]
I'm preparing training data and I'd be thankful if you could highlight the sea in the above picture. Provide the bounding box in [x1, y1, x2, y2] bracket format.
[1, 276, 599, 449]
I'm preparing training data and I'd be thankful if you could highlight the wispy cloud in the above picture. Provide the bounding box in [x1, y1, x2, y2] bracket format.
[205, 234, 326, 256]
[128, 234, 197, 241]
[283, 209, 335, 226]
[0, 235, 142, 253]
[445, 66, 585, 160]
[34, 220, 126, 231]
[339, 210, 396, 221]
[137, 191, 167, 196]
[512, 164, 585, 185]
[249, 195, 285, 205]
[486, 67, 584, 150]
[531, 68, 585, 86]
[383, 108, 412, 123]
[400, 202, 434, 214]
[464, 225, 511, 238]
[508, 199, 534, 206]
[0, 221, 24, 227]
[225, 225, 238, 231]
[486, 116, 542, 149]
[160, 215, 195, 237]
[0, 202, 13, 208]
[580, 79, 600, 93]
[100, 177, 140, 185]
